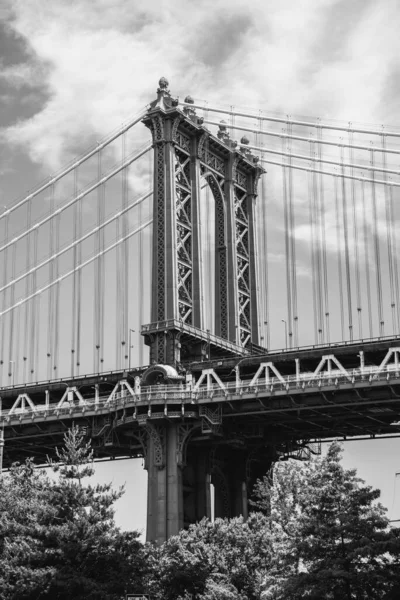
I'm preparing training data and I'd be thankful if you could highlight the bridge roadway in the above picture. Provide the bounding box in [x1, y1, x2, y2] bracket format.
[1, 335, 400, 467]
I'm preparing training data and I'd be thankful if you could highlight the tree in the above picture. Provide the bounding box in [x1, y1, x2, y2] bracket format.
[255, 443, 400, 600]
[0, 426, 147, 600]
[146, 513, 272, 599]
[0, 459, 56, 599]
[43, 426, 147, 599]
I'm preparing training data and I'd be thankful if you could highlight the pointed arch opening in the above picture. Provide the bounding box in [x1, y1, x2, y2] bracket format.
[199, 168, 227, 339]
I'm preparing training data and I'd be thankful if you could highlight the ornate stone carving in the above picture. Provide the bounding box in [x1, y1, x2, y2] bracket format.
[149, 114, 165, 144]
[143, 422, 166, 469]
[197, 132, 208, 160]
[253, 169, 263, 195]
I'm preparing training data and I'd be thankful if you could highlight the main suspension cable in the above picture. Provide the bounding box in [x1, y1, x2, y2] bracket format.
[0, 109, 147, 222]
[183, 101, 400, 138]
[0, 144, 152, 254]
[204, 119, 400, 156]
[0, 220, 153, 317]
[259, 157, 400, 187]
[0, 192, 152, 294]
[239, 142, 400, 176]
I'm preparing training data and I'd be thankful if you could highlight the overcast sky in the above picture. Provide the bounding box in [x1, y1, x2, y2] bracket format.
[1, 0, 400, 535]
[2, 0, 400, 173]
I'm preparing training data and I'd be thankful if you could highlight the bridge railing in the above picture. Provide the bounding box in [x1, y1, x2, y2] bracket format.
[1, 362, 400, 422]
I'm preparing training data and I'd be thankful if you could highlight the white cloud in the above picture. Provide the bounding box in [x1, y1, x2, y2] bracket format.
[3, 0, 399, 171]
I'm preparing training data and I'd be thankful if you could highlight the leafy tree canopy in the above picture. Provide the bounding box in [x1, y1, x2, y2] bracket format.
[0, 426, 146, 600]
[255, 443, 400, 600]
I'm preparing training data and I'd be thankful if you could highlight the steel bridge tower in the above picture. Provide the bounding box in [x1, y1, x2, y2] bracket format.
[141, 77, 264, 365]
[140, 78, 265, 542]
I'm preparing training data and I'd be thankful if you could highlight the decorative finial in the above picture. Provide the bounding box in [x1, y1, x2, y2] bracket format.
[218, 120, 231, 143]
[183, 94, 198, 121]
[158, 77, 169, 91]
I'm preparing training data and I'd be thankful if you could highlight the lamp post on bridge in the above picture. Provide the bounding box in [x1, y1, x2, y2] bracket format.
[9, 361, 15, 387]
[129, 329, 135, 370]
[281, 319, 288, 350]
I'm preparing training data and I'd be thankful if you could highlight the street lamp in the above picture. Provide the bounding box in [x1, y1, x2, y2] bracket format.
[129, 329, 135, 370]
[9, 360, 15, 386]
[281, 320, 288, 349]
[263, 320, 269, 348]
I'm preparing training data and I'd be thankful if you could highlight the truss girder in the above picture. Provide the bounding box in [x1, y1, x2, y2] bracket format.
[175, 145, 193, 324]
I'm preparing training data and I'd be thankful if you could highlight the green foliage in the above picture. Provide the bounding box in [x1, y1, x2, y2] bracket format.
[0, 459, 56, 599]
[0, 425, 146, 600]
[2, 434, 400, 600]
[146, 513, 272, 599]
[258, 443, 400, 600]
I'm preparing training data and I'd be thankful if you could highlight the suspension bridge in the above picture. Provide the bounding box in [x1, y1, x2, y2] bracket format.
[1, 78, 400, 542]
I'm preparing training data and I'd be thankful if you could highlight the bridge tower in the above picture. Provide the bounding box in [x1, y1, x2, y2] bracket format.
[139, 79, 265, 544]
[141, 77, 264, 366]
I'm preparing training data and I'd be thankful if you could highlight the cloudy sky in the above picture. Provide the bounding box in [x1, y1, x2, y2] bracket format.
[1, 0, 400, 533]
[2, 0, 400, 174]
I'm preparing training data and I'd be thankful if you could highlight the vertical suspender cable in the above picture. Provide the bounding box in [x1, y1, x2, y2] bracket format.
[115, 140, 123, 369]
[0, 212, 8, 385]
[94, 150, 102, 372]
[334, 173, 345, 341]
[71, 168, 78, 377]
[259, 114, 269, 349]
[389, 180, 400, 334]
[317, 124, 330, 342]
[29, 228, 38, 381]
[34, 295, 41, 380]
[370, 147, 384, 336]
[348, 128, 362, 339]
[53, 204, 60, 376]
[282, 132, 293, 348]
[122, 133, 129, 368]
[47, 184, 55, 379]
[29, 229, 40, 381]
[307, 163, 318, 343]
[312, 146, 323, 343]
[340, 146, 353, 341]
[23, 198, 32, 382]
[381, 133, 397, 333]
[99, 154, 105, 371]
[288, 120, 298, 347]
[76, 170, 83, 375]
[8, 243, 17, 382]
[361, 179, 374, 337]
